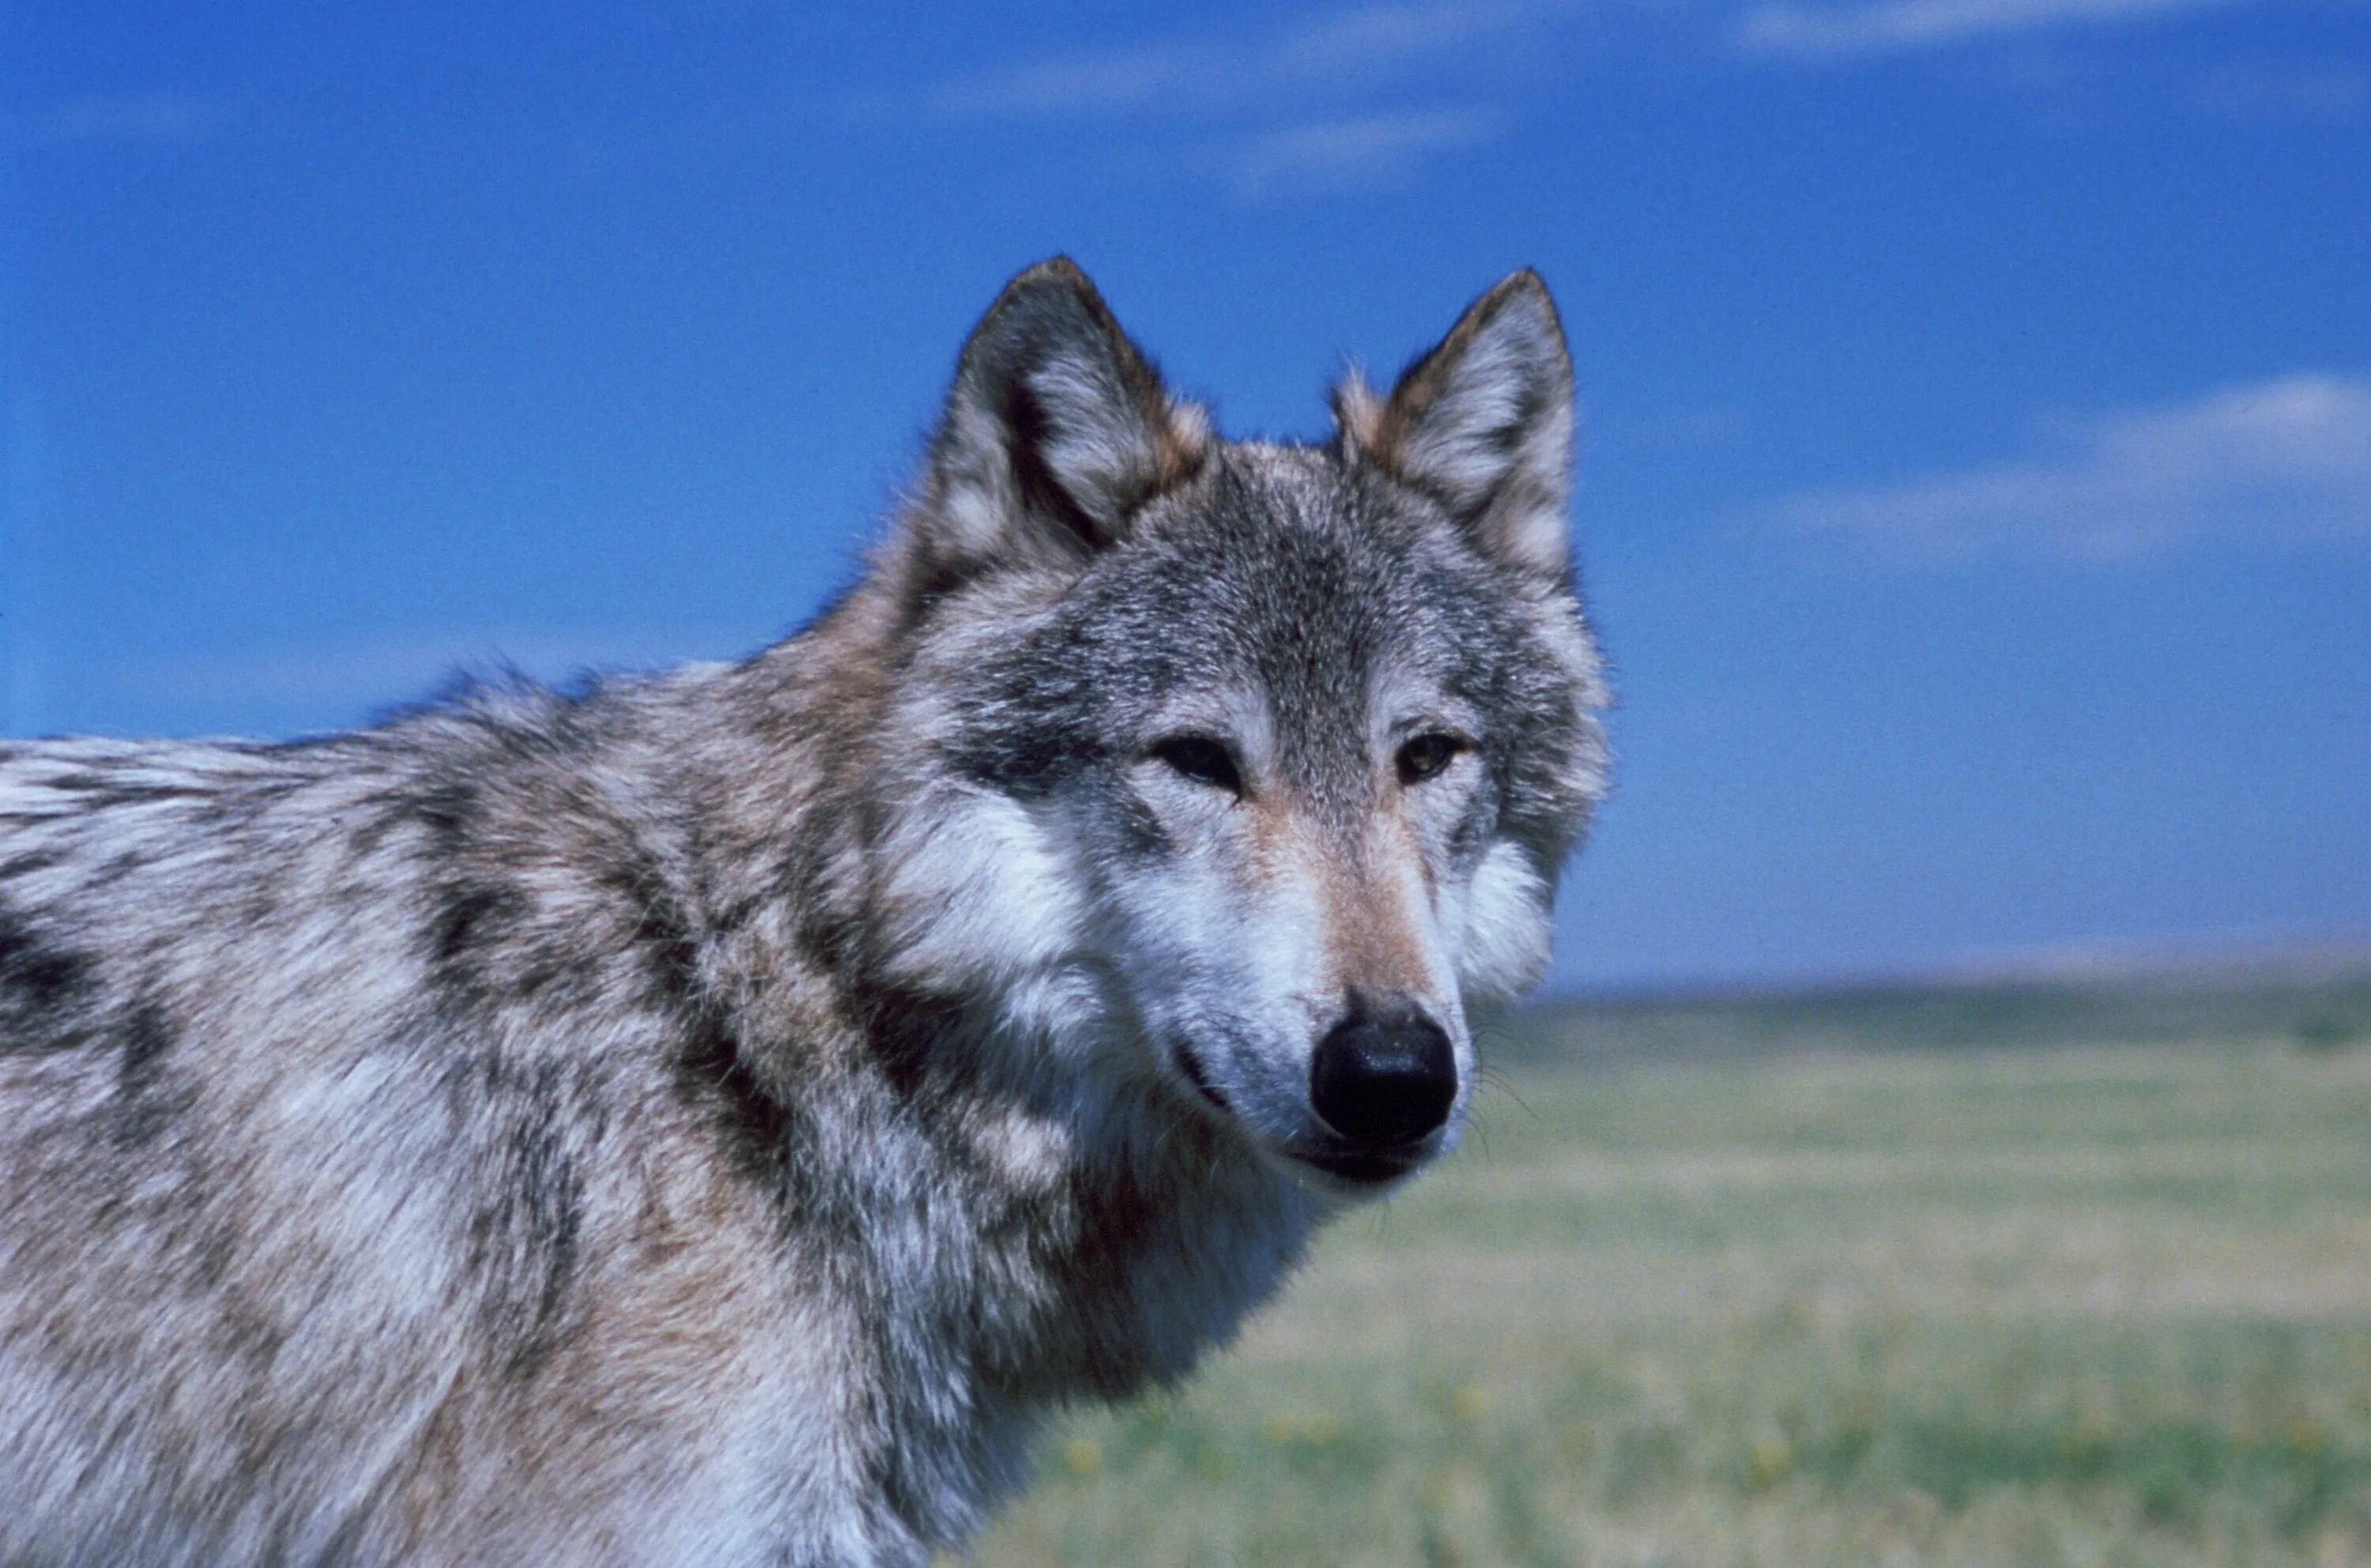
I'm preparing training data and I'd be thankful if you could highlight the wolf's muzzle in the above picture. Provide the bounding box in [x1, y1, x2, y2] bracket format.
[1307, 998, 1457, 1152]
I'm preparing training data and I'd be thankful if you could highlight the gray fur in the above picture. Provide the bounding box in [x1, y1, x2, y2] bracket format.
[0, 258, 1607, 1566]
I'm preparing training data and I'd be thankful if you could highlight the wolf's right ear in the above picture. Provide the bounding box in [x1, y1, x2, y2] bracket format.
[1334, 271, 1574, 581]
[909, 258, 1210, 581]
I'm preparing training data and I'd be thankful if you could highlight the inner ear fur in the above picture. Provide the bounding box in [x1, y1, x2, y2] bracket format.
[913, 257, 1211, 581]
[1334, 270, 1575, 580]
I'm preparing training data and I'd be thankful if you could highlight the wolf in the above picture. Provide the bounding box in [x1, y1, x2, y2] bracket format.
[0, 258, 1607, 1565]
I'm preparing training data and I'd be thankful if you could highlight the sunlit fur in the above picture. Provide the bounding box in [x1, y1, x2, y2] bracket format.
[0, 259, 1606, 1565]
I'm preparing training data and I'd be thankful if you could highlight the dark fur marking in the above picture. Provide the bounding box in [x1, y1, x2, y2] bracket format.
[447, 1054, 593, 1380]
[93, 851, 145, 888]
[112, 1004, 180, 1148]
[507, 1104, 584, 1378]
[0, 903, 95, 1029]
[1059, 1160, 1169, 1397]
[0, 850, 63, 880]
[429, 883, 526, 967]
[47, 773, 205, 803]
[999, 379, 1105, 554]
[673, 1016, 793, 1182]
[865, 989, 967, 1101]
[415, 857, 529, 1017]
[1482, 378, 1551, 457]
[405, 783, 480, 855]
[634, 872, 799, 1182]
[604, 853, 796, 1178]
[1104, 789, 1169, 859]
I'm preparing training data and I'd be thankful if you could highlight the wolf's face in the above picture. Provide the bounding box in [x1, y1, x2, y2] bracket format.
[869, 262, 1605, 1196]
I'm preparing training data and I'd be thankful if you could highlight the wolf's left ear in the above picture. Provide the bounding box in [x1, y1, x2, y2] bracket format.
[1335, 271, 1574, 580]
[914, 258, 1210, 579]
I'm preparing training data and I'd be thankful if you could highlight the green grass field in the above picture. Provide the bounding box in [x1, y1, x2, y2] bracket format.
[966, 968, 2371, 1566]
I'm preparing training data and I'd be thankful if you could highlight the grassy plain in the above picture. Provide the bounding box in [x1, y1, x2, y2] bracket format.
[967, 966, 2371, 1566]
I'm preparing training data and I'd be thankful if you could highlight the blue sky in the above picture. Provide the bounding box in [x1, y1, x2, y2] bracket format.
[4, 0, 2368, 990]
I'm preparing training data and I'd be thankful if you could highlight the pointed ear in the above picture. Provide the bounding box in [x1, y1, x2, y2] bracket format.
[1334, 270, 1574, 579]
[913, 258, 1211, 579]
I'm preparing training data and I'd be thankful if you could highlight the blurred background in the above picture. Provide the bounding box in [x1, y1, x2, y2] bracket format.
[6, 2, 2370, 1563]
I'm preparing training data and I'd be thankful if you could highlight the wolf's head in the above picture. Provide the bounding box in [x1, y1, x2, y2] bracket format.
[861, 259, 1606, 1197]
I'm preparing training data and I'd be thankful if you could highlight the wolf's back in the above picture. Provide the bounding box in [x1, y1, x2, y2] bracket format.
[0, 698, 778, 1562]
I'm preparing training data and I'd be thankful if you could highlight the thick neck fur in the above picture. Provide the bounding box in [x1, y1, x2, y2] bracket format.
[621, 581, 1321, 1544]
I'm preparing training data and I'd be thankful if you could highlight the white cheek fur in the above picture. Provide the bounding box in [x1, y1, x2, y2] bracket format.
[1454, 840, 1552, 1005]
[874, 787, 1085, 992]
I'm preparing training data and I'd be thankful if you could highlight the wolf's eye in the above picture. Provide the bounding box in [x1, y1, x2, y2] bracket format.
[1397, 732, 1466, 786]
[1152, 736, 1244, 796]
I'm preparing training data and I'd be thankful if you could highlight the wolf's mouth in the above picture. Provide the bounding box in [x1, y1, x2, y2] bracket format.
[1285, 1143, 1422, 1189]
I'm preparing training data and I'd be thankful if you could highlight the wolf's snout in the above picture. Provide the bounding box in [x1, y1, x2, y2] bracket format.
[1308, 1001, 1457, 1148]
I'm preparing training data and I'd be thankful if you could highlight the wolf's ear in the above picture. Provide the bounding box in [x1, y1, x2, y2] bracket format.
[1334, 271, 1574, 579]
[914, 258, 1210, 579]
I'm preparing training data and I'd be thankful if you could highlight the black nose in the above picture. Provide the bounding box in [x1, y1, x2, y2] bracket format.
[1309, 1001, 1457, 1148]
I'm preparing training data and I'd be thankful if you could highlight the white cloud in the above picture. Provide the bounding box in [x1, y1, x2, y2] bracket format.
[1736, 0, 2246, 56]
[1219, 105, 1506, 199]
[840, 2, 1570, 198]
[901, 2, 1561, 122]
[908, 41, 1233, 122]
[1755, 374, 2371, 564]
